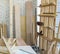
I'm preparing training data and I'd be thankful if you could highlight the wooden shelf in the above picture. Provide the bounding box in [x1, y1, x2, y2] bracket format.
[39, 14, 56, 17]
[44, 26, 55, 31]
[37, 22, 44, 26]
[40, 36, 54, 42]
[54, 38, 60, 42]
[43, 13, 55, 14]
[40, 38, 60, 42]
[39, 3, 56, 7]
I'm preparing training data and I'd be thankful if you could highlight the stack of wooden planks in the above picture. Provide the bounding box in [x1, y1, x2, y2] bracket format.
[36, 0, 57, 54]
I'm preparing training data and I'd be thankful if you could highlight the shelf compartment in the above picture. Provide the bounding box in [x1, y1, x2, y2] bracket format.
[39, 14, 56, 17]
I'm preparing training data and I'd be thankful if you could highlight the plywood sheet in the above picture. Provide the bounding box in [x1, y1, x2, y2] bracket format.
[0, 24, 2, 38]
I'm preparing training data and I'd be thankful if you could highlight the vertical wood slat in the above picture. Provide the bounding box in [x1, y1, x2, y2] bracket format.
[10, 0, 13, 38]
[14, 4, 21, 39]
[43, 17, 48, 50]
[39, 16, 44, 49]
[25, 1, 33, 45]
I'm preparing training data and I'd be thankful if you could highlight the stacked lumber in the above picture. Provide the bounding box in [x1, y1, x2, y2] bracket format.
[37, 0, 57, 54]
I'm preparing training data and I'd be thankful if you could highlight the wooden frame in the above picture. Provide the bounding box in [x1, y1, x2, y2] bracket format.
[37, 0, 57, 54]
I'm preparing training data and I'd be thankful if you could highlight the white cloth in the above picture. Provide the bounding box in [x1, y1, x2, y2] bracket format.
[11, 46, 36, 54]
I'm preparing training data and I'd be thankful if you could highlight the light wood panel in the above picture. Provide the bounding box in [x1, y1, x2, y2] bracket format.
[25, 1, 33, 45]
[14, 4, 21, 39]
[10, 0, 13, 38]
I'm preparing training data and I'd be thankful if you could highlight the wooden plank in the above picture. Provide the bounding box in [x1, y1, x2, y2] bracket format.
[0, 24, 2, 38]
[47, 41, 56, 54]
[10, 0, 13, 37]
[39, 14, 56, 17]
[20, 16, 26, 41]
[25, 1, 33, 45]
[43, 17, 48, 50]
[39, 17, 44, 49]
[14, 4, 21, 39]
[40, 4, 56, 7]
[2, 37, 16, 54]
[2, 36, 11, 54]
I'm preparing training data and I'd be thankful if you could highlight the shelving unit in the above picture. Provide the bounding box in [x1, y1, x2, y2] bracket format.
[37, 0, 57, 54]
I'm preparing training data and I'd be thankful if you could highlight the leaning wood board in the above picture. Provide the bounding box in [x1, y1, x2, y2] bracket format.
[39, 0, 57, 54]
[10, 0, 13, 37]
[25, 1, 33, 45]
[14, 4, 21, 39]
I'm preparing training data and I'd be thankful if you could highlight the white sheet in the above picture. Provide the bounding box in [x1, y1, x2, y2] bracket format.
[11, 46, 36, 54]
